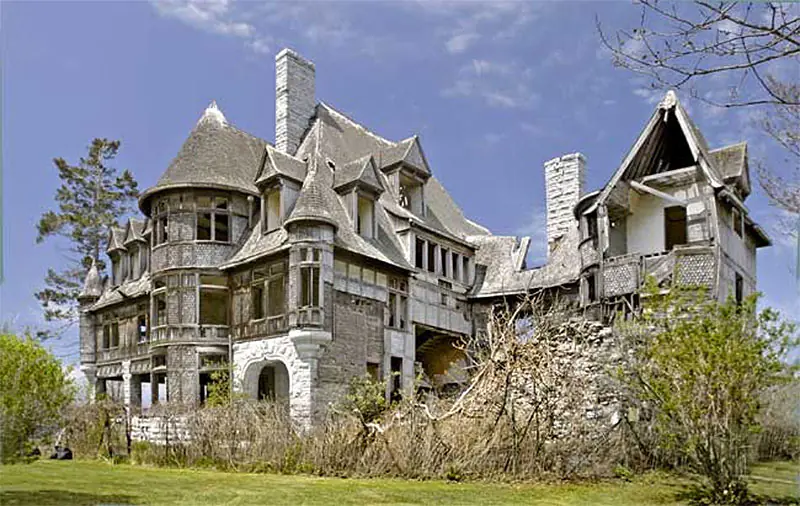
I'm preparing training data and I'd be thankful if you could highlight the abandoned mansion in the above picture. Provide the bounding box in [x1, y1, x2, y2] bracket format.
[78, 48, 770, 427]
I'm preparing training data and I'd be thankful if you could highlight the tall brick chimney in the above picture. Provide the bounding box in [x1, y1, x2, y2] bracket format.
[544, 153, 586, 255]
[275, 48, 315, 154]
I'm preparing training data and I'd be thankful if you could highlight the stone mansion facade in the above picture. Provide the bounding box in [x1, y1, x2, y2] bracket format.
[78, 48, 770, 427]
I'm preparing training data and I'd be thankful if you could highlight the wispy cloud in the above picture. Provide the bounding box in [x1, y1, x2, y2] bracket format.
[446, 32, 479, 54]
[443, 58, 538, 109]
[152, 0, 254, 38]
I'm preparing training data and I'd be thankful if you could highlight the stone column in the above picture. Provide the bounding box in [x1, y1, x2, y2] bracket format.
[122, 360, 133, 406]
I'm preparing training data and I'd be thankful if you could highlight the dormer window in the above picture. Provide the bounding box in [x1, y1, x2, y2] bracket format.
[356, 194, 375, 239]
[399, 171, 425, 216]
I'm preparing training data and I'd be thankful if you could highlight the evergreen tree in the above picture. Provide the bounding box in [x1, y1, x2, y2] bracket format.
[35, 139, 139, 327]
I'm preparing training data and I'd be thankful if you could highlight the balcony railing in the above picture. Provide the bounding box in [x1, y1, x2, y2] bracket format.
[602, 245, 715, 298]
[151, 324, 230, 343]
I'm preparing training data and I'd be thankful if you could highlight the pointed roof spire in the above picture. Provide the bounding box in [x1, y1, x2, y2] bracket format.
[198, 100, 227, 126]
[658, 90, 678, 110]
[284, 165, 337, 230]
[78, 260, 103, 302]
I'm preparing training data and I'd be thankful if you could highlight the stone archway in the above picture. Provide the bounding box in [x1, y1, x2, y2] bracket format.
[243, 359, 290, 410]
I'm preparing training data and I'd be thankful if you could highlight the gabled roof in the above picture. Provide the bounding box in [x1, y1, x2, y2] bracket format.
[139, 101, 267, 214]
[106, 227, 126, 253]
[710, 142, 751, 198]
[90, 273, 151, 311]
[585, 91, 724, 215]
[255, 144, 307, 186]
[123, 218, 147, 245]
[333, 155, 384, 193]
[378, 136, 431, 176]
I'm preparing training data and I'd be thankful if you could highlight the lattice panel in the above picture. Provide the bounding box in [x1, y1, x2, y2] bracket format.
[676, 253, 715, 287]
[603, 261, 639, 297]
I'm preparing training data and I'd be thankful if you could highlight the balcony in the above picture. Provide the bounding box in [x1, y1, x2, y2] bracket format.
[602, 245, 715, 298]
[150, 324, 230, 344]
[95, 342, 151, 364]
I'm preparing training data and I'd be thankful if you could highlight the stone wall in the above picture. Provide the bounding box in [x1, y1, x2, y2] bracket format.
[167, 345, 199, 404]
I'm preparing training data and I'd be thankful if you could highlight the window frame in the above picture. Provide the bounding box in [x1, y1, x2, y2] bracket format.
[386, 276, 408, 330]
[154, 200, 169, 246]
[298, 247, 322, 309]
[195, 195, 231, 243]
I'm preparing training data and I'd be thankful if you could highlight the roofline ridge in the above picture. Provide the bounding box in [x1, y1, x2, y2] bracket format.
[318, 102, 395, 146]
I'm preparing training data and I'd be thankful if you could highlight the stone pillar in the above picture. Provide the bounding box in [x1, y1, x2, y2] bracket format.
[275, 48, 315, 155]
[544, 153, 586, 256]
[122, 360, 133, 406]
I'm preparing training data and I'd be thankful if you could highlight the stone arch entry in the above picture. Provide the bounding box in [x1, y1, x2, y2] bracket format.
[243, 360, 290, 409]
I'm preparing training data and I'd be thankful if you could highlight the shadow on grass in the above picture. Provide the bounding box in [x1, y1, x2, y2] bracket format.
[0, 490, 141, 506]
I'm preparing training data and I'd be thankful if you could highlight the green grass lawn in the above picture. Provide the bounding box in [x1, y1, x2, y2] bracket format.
[0, 460, 797, 505]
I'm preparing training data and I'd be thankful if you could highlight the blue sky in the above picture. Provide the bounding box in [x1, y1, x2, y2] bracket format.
[1, 1, 797, 363]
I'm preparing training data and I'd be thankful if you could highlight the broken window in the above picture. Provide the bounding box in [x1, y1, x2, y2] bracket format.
[196, 195, 230, 242]
[452, 252, 460, 281]
[154, 201, 169, 246]
[462, 257, 470, 284]
[386, 276, 408, 330]
[356, 195, 374, 239]
[102, 324, 110, 349]
[415, 237, 425, 269]
[200, 288, 228, 325]
[664, 206, 687, 251]
[137, 314, 148, 343]
[251, 282, 265, 320]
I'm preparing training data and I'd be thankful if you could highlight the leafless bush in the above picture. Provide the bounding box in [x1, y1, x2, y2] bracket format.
[68, 296, 639, 480]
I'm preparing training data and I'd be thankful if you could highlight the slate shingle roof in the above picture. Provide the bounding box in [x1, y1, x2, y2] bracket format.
[710, 142, 750, 197]
[255, 144, 307, 186]
[139, 102, 266, 213]
[79, 261, 103, 300]
[333, 155, 383, 193]
[90, 273, 151, 310]
[107, 227, 126, 253]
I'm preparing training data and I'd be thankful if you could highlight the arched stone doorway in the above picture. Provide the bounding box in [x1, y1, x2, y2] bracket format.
[244, 360, 290, 408]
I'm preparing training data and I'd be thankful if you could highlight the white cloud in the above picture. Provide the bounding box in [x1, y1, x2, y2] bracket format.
[446, 32, 479, 54]
[151, 0, 254, 38]
[443, 59, 539, 109]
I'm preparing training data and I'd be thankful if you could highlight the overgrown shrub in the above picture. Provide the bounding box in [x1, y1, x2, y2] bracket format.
[0, 333, 74, 462]
[618, 284, 799, 505]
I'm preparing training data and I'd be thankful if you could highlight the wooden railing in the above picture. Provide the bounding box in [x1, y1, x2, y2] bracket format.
[602, 246, 715, 298]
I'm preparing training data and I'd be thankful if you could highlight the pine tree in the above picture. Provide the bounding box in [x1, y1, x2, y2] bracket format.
[35, 138, 140, 327]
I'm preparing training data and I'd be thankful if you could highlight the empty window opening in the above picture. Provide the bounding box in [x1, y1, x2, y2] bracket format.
[357, 195, 374, 239]
[735, 272, 743, 305]
[462, 257, 470, 284]
[251, 283, 265, 320]
[427, 242, 436, 273]
[137, 315, 148, 343]
[366, 362, 380, 381]
[452, 252, 460, 281]
[390, 357, 403, 403]
[386, 277, 408, 330]
[732, 207, 743, 238]
[664, 206, 687, 251]
[415, 238, 425, 269]
[440, 247, 449, 277]
[587, 274, 597, 303]
[200, 288, 228, 325]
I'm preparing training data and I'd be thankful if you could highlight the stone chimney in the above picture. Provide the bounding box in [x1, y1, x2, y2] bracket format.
[544, 153, 586, 255]
[275, 48, 315, 154]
